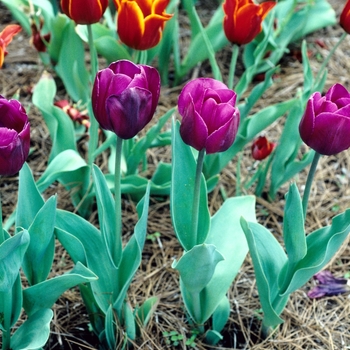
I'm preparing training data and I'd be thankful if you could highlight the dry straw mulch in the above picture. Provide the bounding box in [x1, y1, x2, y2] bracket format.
[1, 1, 350, 349]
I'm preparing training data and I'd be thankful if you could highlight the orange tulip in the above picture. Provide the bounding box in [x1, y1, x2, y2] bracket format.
[114, 0, 173, 50]
[0, 24, 21, 68]
[60, 0, 109, 24]
[223, 0, 276, 45]
[340, 0, 350, 34]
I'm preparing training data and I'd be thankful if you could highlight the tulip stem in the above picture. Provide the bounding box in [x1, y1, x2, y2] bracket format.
[0, 191, 4, 245]
[115, 136, 123, 239]
[302, 151, 321, 218]
[228, 44, 239, 90]
[192, 149, 206, 247]
[314, 32, 347, 87]
[87, 24, 99, 166]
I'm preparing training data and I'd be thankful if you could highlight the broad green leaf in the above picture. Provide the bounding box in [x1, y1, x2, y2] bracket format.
[283, 183, 306, 265]
[17, 163, 45, 230]
[23, 196, 57, 285]
[113, 183, 151, 312]
[123, 302, 136, 340]
[93, 165, 122, 268]
[11, 309, 53, 350]
[194, 196, 255, 324]
[54, 19, 90, 102]
[281, 209, 350, 296]
[212, 295, 230, 333]
[55, 209, 119, 313]
[23, 262, 97, 316]
[105, 305, 117, 349]
[0, 273, 22, 328]
[171, 119, 210, 250]
[1, 0, 31, 33]
[0, 230, 29, 291]
[240, 218, 288, 329]
[135, 296, 159, 328]
[32, 72, 77, 162]
[48, 14, 70, 64]
[173, 244, 224, 294]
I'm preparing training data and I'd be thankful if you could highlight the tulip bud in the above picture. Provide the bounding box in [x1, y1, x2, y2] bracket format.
[178, 78, 240, 154]
[223, 0, 276, 45]
[114, 0, 173, 50]
[92, 60, 161, 139]
[0, 96, 30, 176]
[340, 0, 350, 35]
[251, 136, 275, 160]
[299, 83, 350, 156]
[60, 0, 109, 25]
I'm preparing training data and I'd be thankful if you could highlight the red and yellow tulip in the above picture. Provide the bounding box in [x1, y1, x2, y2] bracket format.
[223, 0, 275, 46]
[114, 0, 173, 50]
[0, 24, 21, 68]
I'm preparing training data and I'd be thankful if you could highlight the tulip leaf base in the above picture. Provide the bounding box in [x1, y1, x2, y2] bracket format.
[240, 183, 350, 336]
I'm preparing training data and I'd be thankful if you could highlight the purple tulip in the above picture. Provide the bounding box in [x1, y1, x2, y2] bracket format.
[299, 83, 350, 155]
[0, 96, 30, 176]
[178, 78, 240, 154]
[92, 60, 161, 139]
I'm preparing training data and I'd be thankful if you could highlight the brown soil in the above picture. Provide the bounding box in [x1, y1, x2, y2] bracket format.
[1, 1, 350, 349]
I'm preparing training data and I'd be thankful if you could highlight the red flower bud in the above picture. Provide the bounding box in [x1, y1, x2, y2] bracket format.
[340, 0, 350, 35]
[223, 0, 276, 46]
[60, 0, 109, 24]
[251, 136, 275, 160]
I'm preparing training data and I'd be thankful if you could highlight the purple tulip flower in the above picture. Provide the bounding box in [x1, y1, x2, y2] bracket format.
[299, 83, 350, 155]
[0, 96, 30, 176]
[92, 60, 161, 139]
[178, 78, 240, 154]
[308, 270, 349, 299]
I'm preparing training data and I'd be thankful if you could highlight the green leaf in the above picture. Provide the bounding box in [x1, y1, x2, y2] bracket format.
[17, 163, 45, 230]
[93, 165, 122, 268]
[1, 0, 31, 33]
[55, 209, 119, 314]
[281, 209, 350, 296]
[23, 196, 57, 285]
[54, 19, 90, 102]
[113, 183, 151, 312]
[105, 305, 117, 349]
[32, 72, 77, 162]
[283, 183, 306, 265]
[173, 244, 224, 294]
[23, 262, 97, 316]
[0, 230, 30, 291]
[171, 119, 210, 250]
[212, 295, 230, 333]
[240, 218, 288, 329]
[135, 296, 159, 329]
[11, 309, 53, 350]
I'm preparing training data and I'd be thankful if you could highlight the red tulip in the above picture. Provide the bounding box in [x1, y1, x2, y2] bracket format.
[223, 0, 276, 45]
[0, 24, 21, 68]
[114, 0, 173, 50]
[340, 0, 350, 34]
[251, 136, 275, 160]
[60, 0, 109, 24]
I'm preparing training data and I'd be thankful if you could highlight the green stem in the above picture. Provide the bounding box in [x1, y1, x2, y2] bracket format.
[302, 152, 321, 218]
[191, 149, 206, 248]
[228, 44, 239, 90]
[114, 136, 123, 239]
[190, 291, 204, 333]
[87, 24, 99, 166]
[0, 190, 4, 244]
[314, 32, 347, 86]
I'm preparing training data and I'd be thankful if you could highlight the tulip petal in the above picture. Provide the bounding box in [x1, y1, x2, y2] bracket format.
[106, 87, 152, 139]
[309, 112, 350, 155]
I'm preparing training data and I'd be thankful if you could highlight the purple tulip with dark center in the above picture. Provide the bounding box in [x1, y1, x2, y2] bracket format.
[299, 83, 350, 155]
[0, 96, 30, 176]
[92, 60, 161, 139]
[178, 78, 240, 154]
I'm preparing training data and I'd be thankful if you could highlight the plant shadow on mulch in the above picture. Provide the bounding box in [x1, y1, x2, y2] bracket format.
[1, 1, 350, 349]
